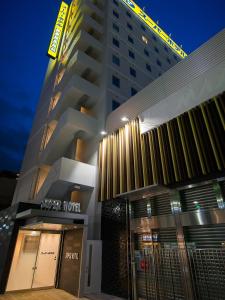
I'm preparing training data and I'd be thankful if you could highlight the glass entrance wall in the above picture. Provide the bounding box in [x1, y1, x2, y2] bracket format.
[32, 233, 61, 288]
[6, 230, 41, 291]
[6, 230, 61, 292]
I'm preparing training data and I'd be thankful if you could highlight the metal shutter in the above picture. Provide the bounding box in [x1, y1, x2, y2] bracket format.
[180, 183, 218, 212]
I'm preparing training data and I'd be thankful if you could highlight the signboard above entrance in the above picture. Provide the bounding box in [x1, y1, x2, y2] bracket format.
[41, 199, 81, 213]
[120, 0, 187, 59]
[47, 1, 69, 59]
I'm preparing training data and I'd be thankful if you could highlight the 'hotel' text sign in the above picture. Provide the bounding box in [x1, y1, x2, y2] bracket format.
[121, 0, 187, 59]
[48, 1, 69, 59]
[41, 199, 81, 213]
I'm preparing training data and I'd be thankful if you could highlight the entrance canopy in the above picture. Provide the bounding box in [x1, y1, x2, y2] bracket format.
[16, 208, 88, 231]
[116, 184, 172, 201]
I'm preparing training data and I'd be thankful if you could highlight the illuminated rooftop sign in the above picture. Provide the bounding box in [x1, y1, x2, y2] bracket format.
[121, 0, 187, 59]
[48, 1, 69, 59]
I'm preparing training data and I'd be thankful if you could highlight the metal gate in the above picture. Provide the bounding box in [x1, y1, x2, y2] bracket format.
[130, 180, 225, 299]
[188, 248, 225, 300]
[134, 248, 185, 300]
[133, 247, 225, 300]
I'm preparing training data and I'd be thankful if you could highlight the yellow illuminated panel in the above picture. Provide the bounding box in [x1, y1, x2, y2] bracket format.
[48, 1, 69, 59]
[121, 0, 187, 58]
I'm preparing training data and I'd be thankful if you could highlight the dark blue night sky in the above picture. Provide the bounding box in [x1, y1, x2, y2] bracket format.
[0, 0, 225, 172]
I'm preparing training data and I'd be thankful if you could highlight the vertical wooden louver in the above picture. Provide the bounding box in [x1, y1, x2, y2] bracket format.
[98, 93, 225, 201]
[98, 119, 143, 201]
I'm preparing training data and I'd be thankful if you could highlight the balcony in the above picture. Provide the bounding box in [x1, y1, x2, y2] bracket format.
[56, 50, 101, 95]
[35, 157, 96, 203]
[50, 73, 100, 120]
[64, 30, 103, 66]
[40, 108, 97, 164]
[81, 0, 104, 20]
[68, 50, 101, 75]
[67, 13, 103, 49]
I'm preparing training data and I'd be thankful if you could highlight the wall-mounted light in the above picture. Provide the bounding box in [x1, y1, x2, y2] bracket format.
[100, 131, 107, 136]
[121, 116, 129, 122]
[31, 231, 39, 236]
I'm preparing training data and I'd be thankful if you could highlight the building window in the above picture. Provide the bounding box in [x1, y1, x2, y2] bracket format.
[144, 49, 149, 57]
[142, 35, 148, 44]
[130, 67, 136, 77]
[129, 50, 135, 59]
[126, 11, 131, 18]
[113, 0, 119, 6]
[157, 59, 162, 67]
[141, 24, 146, 31]
[131, 87, 137, 96]
[167, 58, 171, 64]
[152, 35, 157, 41]
[146, 63, 151, 72]
[173, 54, 178, 61]
[112, 55, 120, 66]
[127, 22, 133, 30]
[154, 47, 159, 53]
[113, 23, 119, 32]
[113, 37, 120, 48]
[164, 46, 168, 52]
[113, 10, 119, 18]
[128, 35, 134, 44]
[112, 75, 120, 88]
[112, 99, 120, 111]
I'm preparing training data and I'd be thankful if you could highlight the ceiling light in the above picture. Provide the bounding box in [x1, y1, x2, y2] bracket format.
[121, 116, 129, 122]
[100, 130, 107, 136]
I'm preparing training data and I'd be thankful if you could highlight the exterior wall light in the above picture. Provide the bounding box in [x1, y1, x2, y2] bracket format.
[121, 116, 129, 122]
[100, 131, 107, 136]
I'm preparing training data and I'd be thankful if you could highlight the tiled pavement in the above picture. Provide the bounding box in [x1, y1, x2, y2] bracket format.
[0, 289, 87, 300]
[87, 293, 125, 300]
[0, 289, 125, 300]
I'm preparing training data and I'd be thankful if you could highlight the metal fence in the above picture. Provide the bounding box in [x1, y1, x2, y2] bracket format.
[188, 249, 225, 300]
[134, 248, 225, 300]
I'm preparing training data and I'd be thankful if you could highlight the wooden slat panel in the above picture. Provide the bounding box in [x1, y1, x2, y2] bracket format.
[98, 93, 225, 201]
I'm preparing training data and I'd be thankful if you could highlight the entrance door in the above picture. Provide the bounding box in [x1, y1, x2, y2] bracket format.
[6, 230, 61, 292]
[6, 230, 41, 291]
[32, 233, 61, 288]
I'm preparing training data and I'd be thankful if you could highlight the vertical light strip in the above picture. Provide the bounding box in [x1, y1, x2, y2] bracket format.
[141, 135, 148, 186]
[188, 110, 207, 175]
[214, 97, 225, 131]
[177, 116, 192, 178]
[205, 103, 225, 169]
[148, 131, 157, 184]
[157, 127, 168, 184]
[125, 124, 132, 191]
[166, 123, 180, 182]
[132, 121, 139, 188]
[192, 109, 210, 173]
[200, 104, 222, 170]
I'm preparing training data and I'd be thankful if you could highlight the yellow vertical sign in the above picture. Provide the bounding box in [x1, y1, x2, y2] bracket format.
[48, 1, 69, 59]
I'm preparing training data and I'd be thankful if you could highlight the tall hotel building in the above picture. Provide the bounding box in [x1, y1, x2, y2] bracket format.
[0, 0, 225, 299]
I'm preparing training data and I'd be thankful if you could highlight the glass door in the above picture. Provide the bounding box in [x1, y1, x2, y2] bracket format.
[6, 230, 41, 291]
[32, 233, 61, 288]
[6, 230, 61, 292]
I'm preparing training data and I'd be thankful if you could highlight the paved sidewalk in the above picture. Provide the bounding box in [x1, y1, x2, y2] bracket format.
[0, 289, 125, 300]
[0, 289, 88, 300]
[87, 293, 125, 300]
